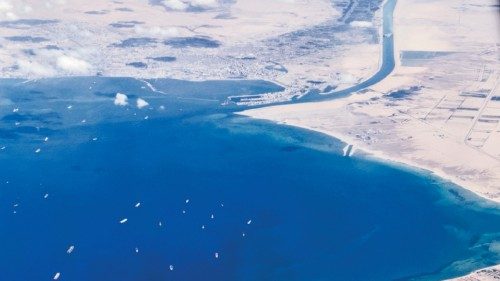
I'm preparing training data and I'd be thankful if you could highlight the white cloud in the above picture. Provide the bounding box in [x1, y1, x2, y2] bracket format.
[16, 60, 56, 76]
[5, 11, 16, 19]
[22, 5, 32, 13]
[44, 0, 66, 8]
[162, 0, 188, 10]
[191, 0, 218, 8]
[0, 0, 51, 19]
[114, 93, 128, 106]
[137, 98, 149, 109]
[56, 55, 92, 74]
[0, 1, 13, 12]
[161, 0, 220, 11]
[12, 47, 96, 78]
[134, 26, 179, 38]
[333, 73, 357, 84]
[0, 0, 15, 20]
[350, 21, 373, 28]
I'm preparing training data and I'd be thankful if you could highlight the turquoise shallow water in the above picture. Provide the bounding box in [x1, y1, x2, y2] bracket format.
[0, 77, 499, 281]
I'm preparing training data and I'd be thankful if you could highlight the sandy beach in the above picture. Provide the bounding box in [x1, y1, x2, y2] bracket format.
[241, 0, 500, 204]
[0, 0, 498, 279]
[446, 265, 500, 281]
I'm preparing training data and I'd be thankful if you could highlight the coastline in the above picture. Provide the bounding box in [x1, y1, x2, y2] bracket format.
[238, 108, 499, 207]
[240, 0, 500, 278]
[0, 0, 498, 280]
[240, 0, 500, 203]
[445, 265, 500, 281]
[3, 74, 500, 281]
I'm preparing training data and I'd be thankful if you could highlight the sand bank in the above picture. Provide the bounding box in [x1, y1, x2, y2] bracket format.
[446, 265, 500, 281]
[241, 0, 500, 203]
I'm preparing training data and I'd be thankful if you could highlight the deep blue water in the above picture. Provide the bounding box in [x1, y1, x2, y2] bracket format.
[0, 77, 499, 281]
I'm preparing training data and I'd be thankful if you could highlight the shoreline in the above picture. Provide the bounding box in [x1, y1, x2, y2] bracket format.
[445, 265, 500, 281]
[238, 110, 500, 208]
[240, 0, 500, 203]
[240, 0, 500, 278]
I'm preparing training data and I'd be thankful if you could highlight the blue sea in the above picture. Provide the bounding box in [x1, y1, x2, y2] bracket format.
[0, 77, 499, 281]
